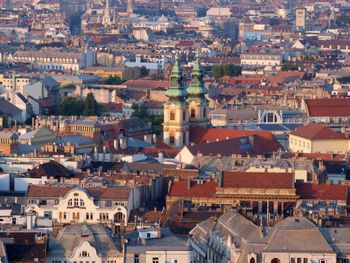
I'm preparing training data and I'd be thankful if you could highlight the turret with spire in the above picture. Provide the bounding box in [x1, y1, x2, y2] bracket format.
[186, 50, 209, 127]
[163, 53, 189, 147]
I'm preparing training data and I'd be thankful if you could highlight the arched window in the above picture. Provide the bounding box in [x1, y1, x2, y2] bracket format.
[170, 111, 175, 121]
[271, 258, 281, 263]
[114, 212, 124, 222]
[250, 258, 256, 263]
[190, 108, 196, 118]
[68, 199, 72, 207]
[169, 133, 175, 144]
[80, 199, 85, 207]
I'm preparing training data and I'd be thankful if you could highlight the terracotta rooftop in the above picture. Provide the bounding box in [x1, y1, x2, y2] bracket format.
[290, 123, 346, 140]
[26, 185, 131, 200]
[168, 180, 216, 197]
[222, 171, 294, 189]
[189, 126, 282, 153]
[296, 183, 348, 202]
[305, 98, 350, 117]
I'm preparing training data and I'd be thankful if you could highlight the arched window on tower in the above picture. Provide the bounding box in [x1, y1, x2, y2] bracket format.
[170, 111, 175, 121]
[250, 258, 256, 263]
[170, 133, 175, 144]
[190, 108, 196, 118]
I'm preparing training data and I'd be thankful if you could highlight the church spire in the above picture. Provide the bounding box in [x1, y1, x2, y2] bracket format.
[163, 53, 189, 147]
[186, 50, 208, 102]
[186, 50, 209, 127]
[165, 53, 188, 104]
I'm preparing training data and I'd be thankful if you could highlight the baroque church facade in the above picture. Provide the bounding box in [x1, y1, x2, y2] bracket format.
[163, 53, 209, 147]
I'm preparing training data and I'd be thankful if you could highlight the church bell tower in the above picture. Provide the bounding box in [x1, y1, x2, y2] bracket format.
[186, 51, 209, 127]
[163, 55, 189, 147]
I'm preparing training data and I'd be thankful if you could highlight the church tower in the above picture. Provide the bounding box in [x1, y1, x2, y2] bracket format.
[186, 51, 209, 127]
[127, 0, 135, 14]
[163, 56, 189, 147]
[102, 0, 112, 27]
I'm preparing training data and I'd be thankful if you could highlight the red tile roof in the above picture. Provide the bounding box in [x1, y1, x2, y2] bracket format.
[189, 127, 282, 153]
[297, 153, 347, 161]
[124, 80, 169, 89]
[168, 180, 216, 197]
[222, 171, 294, 189]
[26, 185, 131, 200]
[305, 98, 350, 117]
[290, 123, 346, 140]
[296, 183, 348, 202]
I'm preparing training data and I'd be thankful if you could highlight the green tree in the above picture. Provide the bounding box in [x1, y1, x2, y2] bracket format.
[223, 64, 242, 77]
[213, 64, 242, 79]
[84, 93, 101, 116]
[131, 103, 164, 135]
[212, 65, 224, 79]
[60, 94, 103, 116]
[60, 97, 85, 116]
[281, 64, 299, 71]
[105, 75, 122, 85]
[139, 66, 150, 77]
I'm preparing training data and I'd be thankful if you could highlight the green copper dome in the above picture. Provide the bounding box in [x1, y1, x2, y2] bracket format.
[186, 52, 208, 102]
[165, 57, 188, 103]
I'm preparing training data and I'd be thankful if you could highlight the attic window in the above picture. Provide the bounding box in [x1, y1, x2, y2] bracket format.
[80, 251, 89, 257]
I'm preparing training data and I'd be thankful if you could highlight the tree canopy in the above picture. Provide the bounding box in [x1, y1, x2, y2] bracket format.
[212, 64, 242, 79]
[60, 93, 103, 116]
[105, 75, 122, 85]
[131, 103, 163, 135]
[281, 64, 299, 71]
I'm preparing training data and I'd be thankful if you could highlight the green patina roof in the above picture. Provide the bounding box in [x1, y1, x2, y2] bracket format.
[165, 57, 188, 103]
[186, 52, 208, 99]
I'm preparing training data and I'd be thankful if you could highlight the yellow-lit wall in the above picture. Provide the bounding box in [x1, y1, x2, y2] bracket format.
[289, 134, 350, 153]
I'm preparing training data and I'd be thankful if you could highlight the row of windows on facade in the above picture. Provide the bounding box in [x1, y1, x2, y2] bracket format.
[169, 108, 207, 121]
[51, 260, 116, 263]
[134, 255, 177, 263]
[58, 212, 124, 220]
[266, 258, 327, 263]
[16, 56, 79, 63]
[290, 138, 311, 148]
[32, 198, 124, 207]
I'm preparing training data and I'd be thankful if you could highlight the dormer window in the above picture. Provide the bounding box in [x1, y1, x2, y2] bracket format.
[80, 251, 89, 257]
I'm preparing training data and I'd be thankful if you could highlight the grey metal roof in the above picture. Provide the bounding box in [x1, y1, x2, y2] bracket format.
[125, 229, 190, 253]
[0, 99, 22, 116]
[47, 224, 122, 258]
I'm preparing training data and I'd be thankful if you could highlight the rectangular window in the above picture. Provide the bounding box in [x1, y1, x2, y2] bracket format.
[291, 259, 296, 263]
[297, 259, 302, 263]
[74, 198, 79, 206]
[303, 259, 308, 263]
[152, 258, 159, 263]
[134, 254, 139, 263]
